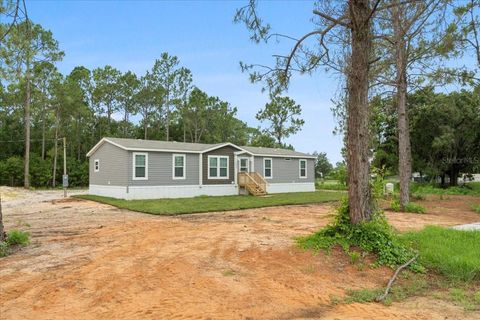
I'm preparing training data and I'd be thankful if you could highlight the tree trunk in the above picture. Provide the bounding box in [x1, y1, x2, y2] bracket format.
[346, 0, 373, 224]
[165, 95, 170, 141]
[143, 114, 148, 140]
[41, 104, 46, 160]
[450, 169, 459, 187]
[24, 61, 31, 189]
[124, 109, 129, 137]
[440, 174, 446, 188]
[0, 194, 5, 242]
[52, 111, 59, 188]
[393, 1, 412, 210]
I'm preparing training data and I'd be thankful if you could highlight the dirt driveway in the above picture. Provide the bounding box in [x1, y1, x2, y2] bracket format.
[1, 189, 479, 320]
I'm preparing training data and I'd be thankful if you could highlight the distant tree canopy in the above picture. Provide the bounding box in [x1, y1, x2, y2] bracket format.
[372, 87, 480, 186]
[312, 152, 333, 178]
[0, 17, 308, 188]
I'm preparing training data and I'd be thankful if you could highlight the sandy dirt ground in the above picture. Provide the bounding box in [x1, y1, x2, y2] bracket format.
[1, 188, 479, 320]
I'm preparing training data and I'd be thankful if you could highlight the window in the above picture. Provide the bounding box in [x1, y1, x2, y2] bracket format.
[239, 158, 249, 172]
[264, 158, 272, 179]
[299, 159, 307, 178]
[208, 156, 229, 179]
[94, 159, 100, 172]
[133, 152, 148, 180]
[173, 154, 186, 179]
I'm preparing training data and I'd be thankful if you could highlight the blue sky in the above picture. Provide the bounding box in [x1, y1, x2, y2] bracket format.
[28, 1, 344, 163]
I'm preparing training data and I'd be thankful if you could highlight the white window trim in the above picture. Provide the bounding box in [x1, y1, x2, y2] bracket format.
[172, 154, 186, 180]
[263, 158, 273, 179]
[132, 152, 148, 180]
[94, 159, 100, 172]
[239, 157, 250, 173]
[207, 155, 229, 179]
[299, 159, 307, 179]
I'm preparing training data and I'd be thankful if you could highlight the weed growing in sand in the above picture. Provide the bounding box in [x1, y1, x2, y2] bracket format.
[0, 241, 9, 257]
[222, 268, 237, 277]
[6, 230, 30, 246]
[0, 230, 30, 258]
[390, 200, 426, 214]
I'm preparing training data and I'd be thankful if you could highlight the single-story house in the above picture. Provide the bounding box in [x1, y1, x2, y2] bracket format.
[86, 137, 316, 200]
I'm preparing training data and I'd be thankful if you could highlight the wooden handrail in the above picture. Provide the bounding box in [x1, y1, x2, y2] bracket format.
[238, 172, 267, 196]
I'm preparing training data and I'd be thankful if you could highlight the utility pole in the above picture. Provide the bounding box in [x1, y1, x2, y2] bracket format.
[63, 137, 67, 198]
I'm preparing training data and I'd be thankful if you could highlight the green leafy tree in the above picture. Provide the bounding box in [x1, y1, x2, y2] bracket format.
[92, 65, 121, 134]
[255, 96, 304, 146]
[118, 71, 140, 137]
[313, 152, 333, 178]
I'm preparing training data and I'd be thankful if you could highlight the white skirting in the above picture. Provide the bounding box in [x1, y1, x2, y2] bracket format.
[89, 184, 238, 200]
[266, 182, 315, 194]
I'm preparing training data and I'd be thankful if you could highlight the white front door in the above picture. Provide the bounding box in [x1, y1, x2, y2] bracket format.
[239, 157, 250, 173]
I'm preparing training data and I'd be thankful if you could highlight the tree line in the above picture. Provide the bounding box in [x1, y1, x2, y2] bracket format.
[0, 4, 306, 188]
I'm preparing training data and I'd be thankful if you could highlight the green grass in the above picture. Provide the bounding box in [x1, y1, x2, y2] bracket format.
[472, 204, 480, 214]
[77, 191, 344, 215]
[390, 200, 426, 214]
[410, 182, 480, 197]
[401, 226, 480, 282]
[315, 179, 348, 191]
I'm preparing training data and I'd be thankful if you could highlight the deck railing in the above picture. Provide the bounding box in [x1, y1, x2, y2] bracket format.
[238, 172, 267, 196]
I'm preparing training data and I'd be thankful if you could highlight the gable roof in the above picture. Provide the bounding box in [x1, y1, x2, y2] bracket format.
[86, 137, 315, 159]
[240, 146, 315, 158]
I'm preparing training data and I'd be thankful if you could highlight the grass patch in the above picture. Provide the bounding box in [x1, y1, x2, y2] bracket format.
[471, 204, 480, 214]
[410, 182, 480, 197]
[390, 200, 426, 214]
[344, 288, 383, 304]
[77, 191, 343, 215]
[401, 226, 480, 282]
[297, 200, 421, 271]
[315, 180, 348, 191]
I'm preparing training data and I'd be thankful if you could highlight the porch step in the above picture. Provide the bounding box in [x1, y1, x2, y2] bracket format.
[246, 183, 266, 196]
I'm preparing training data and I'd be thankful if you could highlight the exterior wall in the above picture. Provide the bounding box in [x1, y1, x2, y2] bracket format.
[266, 182, 315, 194]
[89, 184, 238, 200]
[89, 142, 129, 186]
[127, 151, 200, 186]
[253, 156, 315, 183]
[202, 145, 239, 185]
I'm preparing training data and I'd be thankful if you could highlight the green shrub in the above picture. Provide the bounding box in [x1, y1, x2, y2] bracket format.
[6, 230, 30, 246]
[297, 200, 422, 271]
[401, 226, 480, 282]
[390, 200, 426, 214]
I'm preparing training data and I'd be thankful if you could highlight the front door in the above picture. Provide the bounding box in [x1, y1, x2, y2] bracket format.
[239, 157, 250, 173]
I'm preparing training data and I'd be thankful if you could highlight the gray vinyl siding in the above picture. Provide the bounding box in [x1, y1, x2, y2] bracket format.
[202, 145, 238, 185]
[253, 156, 315, 183]
[89, 143, 128, 186]
[127, 151, 200, 186]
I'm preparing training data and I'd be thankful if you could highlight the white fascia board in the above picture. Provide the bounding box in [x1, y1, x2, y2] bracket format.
[251, 153, 316, 159]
